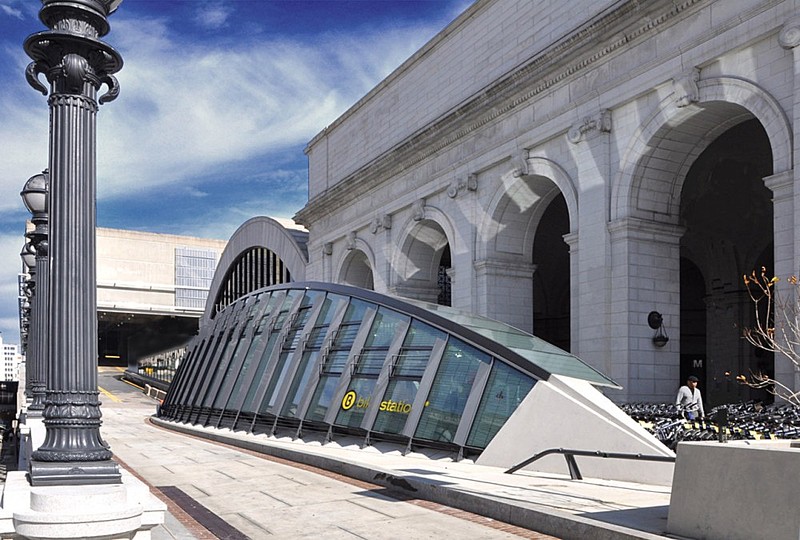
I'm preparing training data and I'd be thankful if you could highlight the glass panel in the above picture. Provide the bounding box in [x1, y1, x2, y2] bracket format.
[414, 338, 489, 443]
[223, 325, 269, 409]
[238, 293, 296, 413]
[281, 350, 319, 417]
[209, 330, 252, 407]
[334, 377, 377, 428]
[260, 351, 292, 412]
[323, 350, 350, 374]
[403, 320, 443, 349]
[372, 379, 418, 435]
[392, 350, 429, 378]
[355, 350, 387, 376]
[304, 375, 339, 422]
[466, 362, 536, 448]
[363, 308, 406, 349]
[195, 331, 235, 404]
[353, 307, 407, 375]
[399, 298, 618, 387]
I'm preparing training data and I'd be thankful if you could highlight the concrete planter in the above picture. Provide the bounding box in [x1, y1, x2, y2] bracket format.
[668, 440, 800, 540]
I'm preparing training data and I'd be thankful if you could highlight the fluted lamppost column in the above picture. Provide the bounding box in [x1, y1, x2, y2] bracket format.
[24, 0, 123, 486]
[21, 170, 50, 416]
[19, 243, 36, 405]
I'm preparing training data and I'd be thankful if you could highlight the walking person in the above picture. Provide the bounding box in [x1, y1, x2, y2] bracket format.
[676, 375, 705, 420]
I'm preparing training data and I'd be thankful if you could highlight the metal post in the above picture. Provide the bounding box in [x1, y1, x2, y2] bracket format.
[18, 244, 35, 407]
[24, 0, 124, 486]
[21, 170, 50, 417]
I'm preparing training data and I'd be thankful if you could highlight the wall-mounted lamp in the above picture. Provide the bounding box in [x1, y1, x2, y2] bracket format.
[648, 311, 669, 347]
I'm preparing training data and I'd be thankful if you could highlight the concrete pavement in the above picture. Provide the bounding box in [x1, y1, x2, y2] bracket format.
[94, 367, 674, 540]
[2, 368, 676, 539]
[100, 369, 556, 539]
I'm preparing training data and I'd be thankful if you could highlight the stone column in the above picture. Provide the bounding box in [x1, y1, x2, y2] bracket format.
[608, 217, 684, 403]
[473, 259, 536, 332]
[776, 15, 800, 400]
[24, 0, 123, 486]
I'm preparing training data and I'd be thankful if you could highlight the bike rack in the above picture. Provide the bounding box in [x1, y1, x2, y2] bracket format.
[504, 448, 676, 480]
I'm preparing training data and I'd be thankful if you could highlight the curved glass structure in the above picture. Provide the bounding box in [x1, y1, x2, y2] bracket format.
[160, 282, 618, 456]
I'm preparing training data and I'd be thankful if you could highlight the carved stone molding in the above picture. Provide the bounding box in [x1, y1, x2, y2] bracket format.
[297, 0, 707, 225]
[567, 109, 611, 144]
[779, 16, 800, 49]
[447, 174, 478, 198]
[369, 214, 392, 233]
[412, 199, 426, 222]
[323, 242, 333, 256]
[346, 231, 357, 250]
[510, 152, 529, 178]
[673, 67, 700, 107]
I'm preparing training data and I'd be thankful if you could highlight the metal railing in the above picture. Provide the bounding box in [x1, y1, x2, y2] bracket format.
[505, 447, 676, 480]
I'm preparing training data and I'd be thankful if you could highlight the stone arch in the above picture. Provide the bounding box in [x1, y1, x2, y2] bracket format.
[392, 208, 455, 304]
[612, 76, 792, 222]
[337, 246, 375, 290]
[478, 157, 577, 262]
[202, 216, 308, 326]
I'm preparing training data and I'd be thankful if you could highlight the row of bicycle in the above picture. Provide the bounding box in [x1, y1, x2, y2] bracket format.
[620, 401, 800, 450]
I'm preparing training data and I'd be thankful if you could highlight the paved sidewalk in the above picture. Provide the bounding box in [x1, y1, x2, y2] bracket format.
[148, 417, 673, 540]
[7, 370, 675, 540]
[96, 370, 673, 540]
[101, 383, 558, 539]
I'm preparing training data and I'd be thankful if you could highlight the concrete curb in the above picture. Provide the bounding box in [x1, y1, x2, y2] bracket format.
[151, 417, 669, 540]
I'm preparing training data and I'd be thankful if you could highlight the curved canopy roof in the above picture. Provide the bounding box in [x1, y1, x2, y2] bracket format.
[161, 282, 619, 457]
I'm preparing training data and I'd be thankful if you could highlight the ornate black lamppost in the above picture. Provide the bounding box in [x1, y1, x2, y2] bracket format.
[18, 243, 35, 362]
[21, 170, 50, 416]
[24, 0, 123, 486]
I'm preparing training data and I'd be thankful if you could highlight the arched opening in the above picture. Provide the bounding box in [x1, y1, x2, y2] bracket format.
[396, 219, 450, 304]
[532, 193, 570, 350]
[213, 247, 291, 314]
[679, 119, 773, 406]
[437, 244, 452, 306]
[340, 250, 374, 290]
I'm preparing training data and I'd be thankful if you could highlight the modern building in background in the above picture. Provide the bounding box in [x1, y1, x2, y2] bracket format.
[95, 227, 227, 368]
[0, 334, 21, 382]
[201, 0, 800, 407]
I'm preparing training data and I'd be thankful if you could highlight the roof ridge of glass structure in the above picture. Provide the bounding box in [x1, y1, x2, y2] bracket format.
[161, 282, 619, 457]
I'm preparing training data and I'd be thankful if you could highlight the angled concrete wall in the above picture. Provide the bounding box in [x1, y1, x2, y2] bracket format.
[478, 375, 674, 485]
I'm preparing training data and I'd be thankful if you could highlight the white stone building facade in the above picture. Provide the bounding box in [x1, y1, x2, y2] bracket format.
[1, 334, 20, 382]
[293, 0, 800, 405]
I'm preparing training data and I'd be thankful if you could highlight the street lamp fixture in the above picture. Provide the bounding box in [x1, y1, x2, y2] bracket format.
[21, 170, 50, 415]
[21, 170, 48, 221]
[20, 242, 37, 271]
[24, 0, 123, 486]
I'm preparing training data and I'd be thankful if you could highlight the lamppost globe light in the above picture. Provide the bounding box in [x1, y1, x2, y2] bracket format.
[21, 170, 48, 217]
[20, 242, 36, 270]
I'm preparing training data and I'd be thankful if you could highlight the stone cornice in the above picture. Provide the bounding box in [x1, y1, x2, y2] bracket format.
[295, 0, 706, 225]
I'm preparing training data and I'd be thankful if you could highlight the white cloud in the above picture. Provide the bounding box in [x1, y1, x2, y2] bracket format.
[0, 11, 442, 210]
[88, 16, 438, 200]
[194, 3, 232, 30]
[1, 4, 23, 19]
[0, 8, 447, 342]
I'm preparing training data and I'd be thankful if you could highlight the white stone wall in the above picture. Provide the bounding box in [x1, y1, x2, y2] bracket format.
[298, 0, 800, 403]
[306, 0, 618, 198]
[97, 227, 226, 316]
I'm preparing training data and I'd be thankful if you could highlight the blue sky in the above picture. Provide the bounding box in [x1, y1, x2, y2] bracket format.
[0, 0, 470, 344]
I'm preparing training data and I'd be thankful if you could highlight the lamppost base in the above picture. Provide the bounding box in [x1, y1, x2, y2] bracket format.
[0, 470, 165, 539]
[29, 459, 121, 486]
